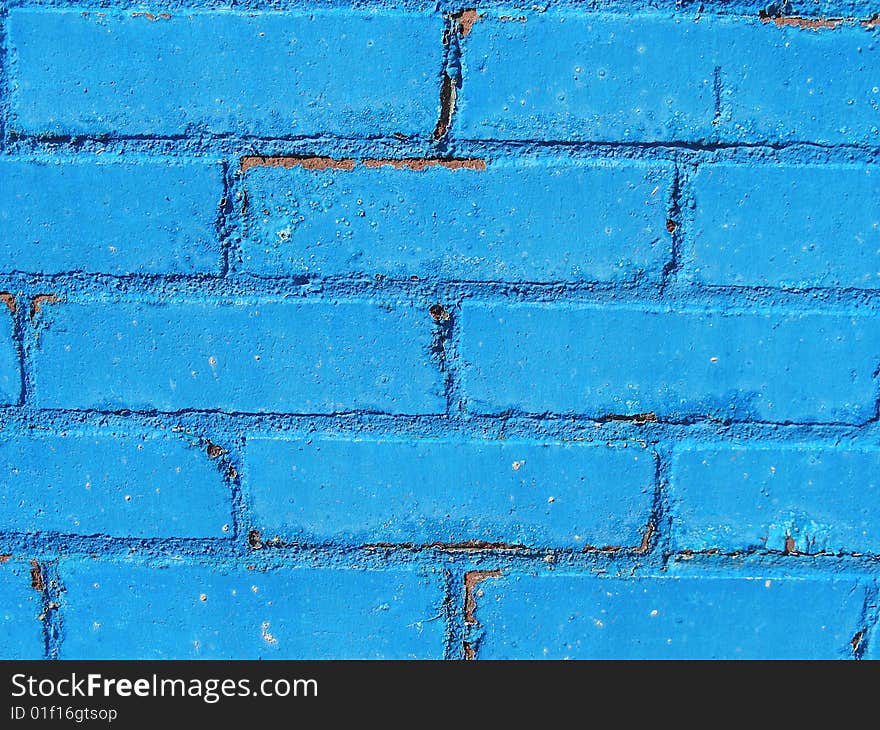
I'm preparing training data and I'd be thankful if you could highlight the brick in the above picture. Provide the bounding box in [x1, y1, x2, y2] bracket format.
[10, 10, 442, 138]
[58, 560, 445, 659]
[474, 573, 867, 659]
[33, 301, 444, 414]
[671, 445, 880, 555]
[0, 159, 223, 276]
[459, 304, 880, 424]
[241, 159, 673, 283]
[457, 14, 880, 145]
[0, 309, 19, 406]
[0, 434, 231, 538]
[691, 165, 880, 290]
[245, 437, 655, 549]
[715, 19, 880, 145]
[0, 558, 45, 659]
[456, 14, 716, 142]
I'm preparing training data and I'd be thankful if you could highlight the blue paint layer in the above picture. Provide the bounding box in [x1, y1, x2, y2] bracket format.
[672, 445, 880, 555]
[475, 573, 867, 659]
[460, 303, 880, 424]
[457, 14, 716, 142]
[3, 2, 880, 661]
[691, 164, 880, 290]
[9, 10, 442, 138]
[715, 19, 880, 145]
[33, 301, 445, 414]
[58, 560, 446, 659]
[0, 559, 44, 660]
[0, 309, 19, 406]
[458, 13, 880, 145]
[246, 437, 655, 548]
[0, 434, 231, 538]
[241, 159, 672, 283]
[0, 159, 223, 275]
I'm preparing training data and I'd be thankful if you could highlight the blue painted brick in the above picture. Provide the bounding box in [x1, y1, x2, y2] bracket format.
[0, 158, 223, 276]
[457, 13, 880, 145]
[0, 434, 231, 538]
[456, 13, 716, 142]
[672, 445, 880, 555]
[474, 573, 867, 659]
[245, 437, 655, 549]
[0, 558, 45, 659]
[58, 560, 446, 659]
[460, 304, 880, 424]
[10, 10, 442, 138]
[33, 301, 444, 414]
[241, 159, 672, 283]
[715, 19, 880, 145]
[691, 165, 880, 290]
[0, 308, 19, 406]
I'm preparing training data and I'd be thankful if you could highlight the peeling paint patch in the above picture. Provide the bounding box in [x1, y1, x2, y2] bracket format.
[464, 570, 501, 625]
[240, 156, 357, 173]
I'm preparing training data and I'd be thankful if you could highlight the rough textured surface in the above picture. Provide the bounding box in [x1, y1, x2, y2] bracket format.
[671, 446, 880, 555]
[33, 301, 445, 414]
[241, 159, 672, 283]
[0, 434, 232, 538]
[474, 574, 868, 659]
[10, 10, 442, 137]
[460, 304, 880, 424]
[1, 0, 879, 660]
[458, 12, 880, 145]
[246, 437, 655, 548]
[0, 559, 45, 659]
[691, 165, 880, 289]
[58, 560, 446, 659]
[0, 159, 224, 275]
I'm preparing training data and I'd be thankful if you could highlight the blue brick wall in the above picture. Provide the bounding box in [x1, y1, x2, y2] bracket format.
[1, 0, 880, 660]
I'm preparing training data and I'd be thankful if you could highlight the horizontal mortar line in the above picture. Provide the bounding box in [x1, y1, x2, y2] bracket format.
[0, 531, 239, 546]
[253, 537, 649, 555]
[4, 129, 437, 146]
[0, 536, 671, 571]
[545, 549, 880, 577]
[4, 135, 880, 159]
[0, 405, 875, 430]
[3, 276, 880, 309]
[0, 418, 877, 451]
[3, 539, 875, 578]
[676, 548, 880, 561]
[451, 138, 880, 155]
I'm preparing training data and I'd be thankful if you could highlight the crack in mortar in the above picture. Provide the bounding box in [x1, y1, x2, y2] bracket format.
[761, 14, 880, 29]
[433, 9, 481, 142]
[240, 156, 486, 172]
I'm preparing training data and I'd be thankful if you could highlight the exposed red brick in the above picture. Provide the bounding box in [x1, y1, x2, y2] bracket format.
[464, 570, 502, 625]
[762, 15, 853, 29]
[634, 522, 656, 555]
[365, 540, 526, 552]
[29, 560, 45, 592]
[240, 156, 357, 173]
[363, 158, 486, 171]
[0, 293, 16, 315]
[452, 8, 482, 37]
[30, 294, 59, 319]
